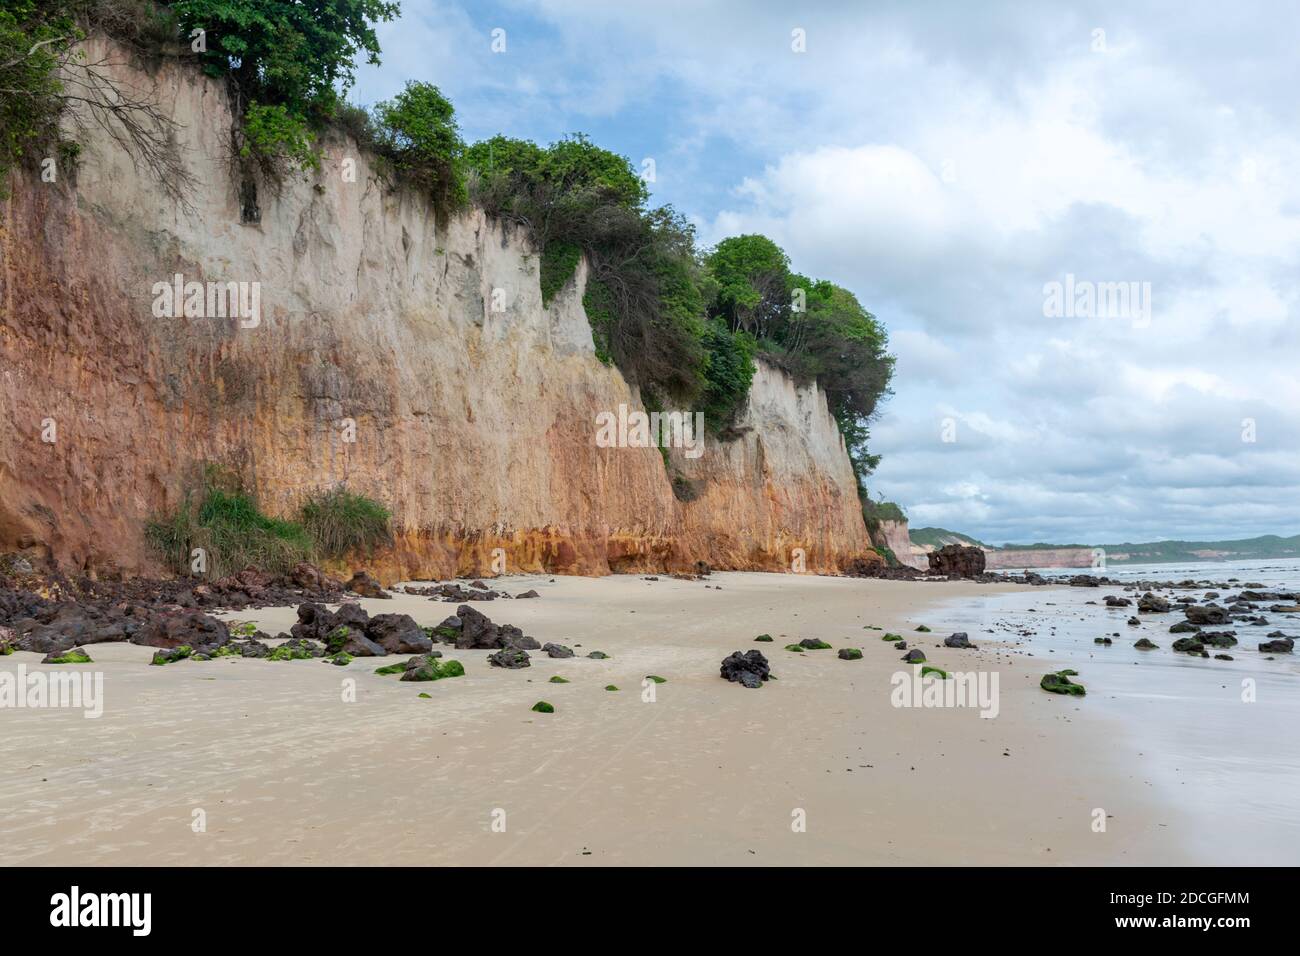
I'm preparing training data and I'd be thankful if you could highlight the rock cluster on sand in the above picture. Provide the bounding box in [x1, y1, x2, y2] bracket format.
[290, 602, 433, 657]
[719, 649, 771, 688]
[442, 605, 540, 650]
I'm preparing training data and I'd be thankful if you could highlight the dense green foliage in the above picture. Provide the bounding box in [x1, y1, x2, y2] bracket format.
[241, 100, 318, 170]
[540, 240, 582, 305]
[170, 0, 397, 115]
[170, 0, 399, 171]
[370, 80, 466, 210]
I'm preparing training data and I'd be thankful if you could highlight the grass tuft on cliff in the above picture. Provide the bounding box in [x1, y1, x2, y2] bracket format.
[298, 487, 392, 559]
[147, 487, 313, 579]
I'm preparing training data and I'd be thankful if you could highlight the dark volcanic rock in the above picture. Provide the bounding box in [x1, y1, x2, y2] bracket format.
[453, 605, 538, 650]
[1259, 638, 1294, 653]
[943, 632, 973, 649]
[1105, 595, 1132, 607]
[290, 602, 369, 644]
[487, 646, 531, 669]
[927, 544, 986, 578]
[1185, 604, 1229, 626]
[1198, 631, 1238, 648]
[901, 648, 927, 663]
[542, 642, 574, 658]
[345, 570, 389, 599]
[720, 649, 771, 688]
[1138, 593, 1172, 613]
[132, 610, 231, 652]
[1169, 621, 1200, 633]
[454, 605, 504, 649]
[1134, 638, 1159, 650]
[365, 613, 433, 655]
[1171, 636, 1205, 654]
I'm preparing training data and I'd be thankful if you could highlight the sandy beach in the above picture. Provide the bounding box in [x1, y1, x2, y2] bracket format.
[0, 572, 1191, 866]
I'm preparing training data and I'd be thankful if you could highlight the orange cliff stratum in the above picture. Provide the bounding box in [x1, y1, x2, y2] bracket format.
[0, 36, 876, 582]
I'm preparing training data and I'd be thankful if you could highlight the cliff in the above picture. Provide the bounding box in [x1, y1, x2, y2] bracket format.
[871, 519, 929, 570]
[0, 37, 872, 581]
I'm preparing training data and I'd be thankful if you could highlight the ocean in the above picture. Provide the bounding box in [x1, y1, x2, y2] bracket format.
[934, 557, 1300, 864]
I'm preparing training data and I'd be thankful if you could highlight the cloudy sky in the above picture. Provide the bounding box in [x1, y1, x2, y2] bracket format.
[354, 0, 1300, 546]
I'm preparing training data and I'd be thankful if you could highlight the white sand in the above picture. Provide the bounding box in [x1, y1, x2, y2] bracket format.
[0, 572, 1190, 865]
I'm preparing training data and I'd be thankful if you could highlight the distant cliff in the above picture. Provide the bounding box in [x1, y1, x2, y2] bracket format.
[0, 36, 873, 581]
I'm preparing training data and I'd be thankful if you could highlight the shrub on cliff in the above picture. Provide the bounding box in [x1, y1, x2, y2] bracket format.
[371, 80, 467, 212]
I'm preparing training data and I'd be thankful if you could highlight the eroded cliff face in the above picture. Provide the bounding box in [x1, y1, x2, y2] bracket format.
[871, 519, 929, 570]
[0, 38, 872, 581]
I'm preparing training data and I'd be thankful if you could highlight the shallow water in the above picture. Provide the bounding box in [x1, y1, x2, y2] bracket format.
[933, 559, 1300, 864]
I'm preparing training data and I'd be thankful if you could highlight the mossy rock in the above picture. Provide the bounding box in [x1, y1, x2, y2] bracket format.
[324, 625, 354, 653]
[229, 621, 258, 638]
[47, 648, 94, 664]
[783, 644, 805, 653]
[328, 652, 353, 666]
[1040, 670, 1086, 696]
[604, 684, 619, 691]
[863, 625, 882, 631]
[433, 625, 459, 641]
[838, 647, 863, 660]
[401, 657, 465, 682]
[531, 701, 555, 713]
[151, 645, 193, 666]
[374, 662, 406, 675]
[1133, 638, 1159, 650]
[799, 638, 832, 650]
[754, 634, 774, 642]
[418, 692, 432, 699]
[549, 675, 570, 683]
[1171, 636, 1204, 653]
[268, 643, 314, 662]
[0, 642, 14, 656]
[915, 625, 931, 632]
[212, 645, 242, 658]
[920, 665, 950, 679]
[881, 633, 902, 641]
[645, 675, 667, 683]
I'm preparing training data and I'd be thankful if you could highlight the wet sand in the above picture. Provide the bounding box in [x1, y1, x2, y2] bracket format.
[0, 572, 1191, 865]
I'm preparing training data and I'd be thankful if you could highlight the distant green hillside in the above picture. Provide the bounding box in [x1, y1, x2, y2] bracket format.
[1078, 534, 1300, 564]
[909, 527, 989, 549]
[908, 529, 1300, 564]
